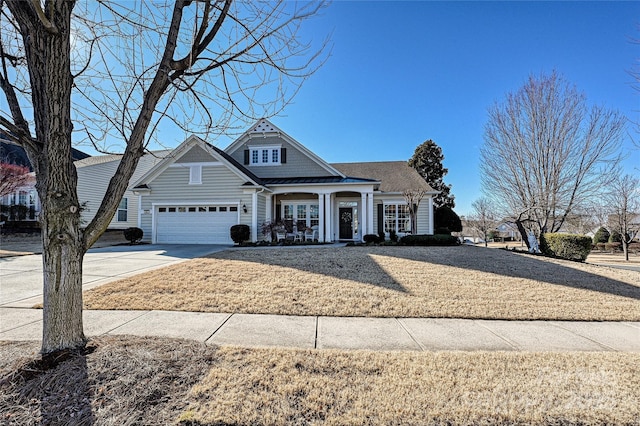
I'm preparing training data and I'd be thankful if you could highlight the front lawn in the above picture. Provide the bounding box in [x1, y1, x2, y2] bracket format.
[83, 246, 640, 321]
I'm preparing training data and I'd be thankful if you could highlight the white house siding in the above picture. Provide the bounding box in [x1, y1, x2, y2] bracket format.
[76, 160, 140, 229]
[227, 136, 332, 178]
[138, 165, 250, 242]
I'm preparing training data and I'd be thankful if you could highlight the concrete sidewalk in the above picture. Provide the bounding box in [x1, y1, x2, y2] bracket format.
[2, 307, 638, 352]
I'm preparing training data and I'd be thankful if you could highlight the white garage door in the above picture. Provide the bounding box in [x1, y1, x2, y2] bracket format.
[155, 205, 238, 244]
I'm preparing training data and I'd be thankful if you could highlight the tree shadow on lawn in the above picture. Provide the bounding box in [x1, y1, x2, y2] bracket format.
[217, 245, 640, 301]
[215, 247, 409, 293]
[374, 245, 640, 301]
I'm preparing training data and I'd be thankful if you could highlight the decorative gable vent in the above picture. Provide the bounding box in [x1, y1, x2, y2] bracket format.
[252, 120, 275, 133]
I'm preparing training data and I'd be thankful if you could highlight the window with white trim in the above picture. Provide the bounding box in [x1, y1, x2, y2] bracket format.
[281, 203, 319, 228]
[117, 198, 128, 222]
[384, 204, 410, 233]
[250, 145, 281, 165]
[189, 165, 202, 184]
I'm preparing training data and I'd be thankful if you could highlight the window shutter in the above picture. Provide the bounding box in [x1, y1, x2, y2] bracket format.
[275, 204, 282, 221]
[244, 149, 249, 165]
[281, 148, 287, 163]
[377, 204, 384, 235]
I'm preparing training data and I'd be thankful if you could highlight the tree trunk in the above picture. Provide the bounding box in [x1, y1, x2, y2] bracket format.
[515, 220, 531, 249]
[41, 228, 86, 352]
[9, 1, 87, 353]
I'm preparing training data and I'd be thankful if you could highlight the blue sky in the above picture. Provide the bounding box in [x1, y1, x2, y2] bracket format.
[220, 0, 638, 215]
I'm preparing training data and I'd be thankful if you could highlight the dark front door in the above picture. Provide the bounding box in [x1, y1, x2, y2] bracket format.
[339, 207, 353, 240]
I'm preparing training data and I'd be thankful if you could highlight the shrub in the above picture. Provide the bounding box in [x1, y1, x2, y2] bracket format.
[542, 233, 592, 262]
[605, 242, 622, 252]
[434, 227, 451, 235]
[230, 224, 250, 244]
[434, 206, 462, 233]
[609, 230, 622, 243]
[389, 230, 398, 243]
[378, 230, 386, 242]
[400, 234, 458, 246]
[363, 234, 379, 244]
[123, 227, 143, 244]
[593, 227, 610, 244]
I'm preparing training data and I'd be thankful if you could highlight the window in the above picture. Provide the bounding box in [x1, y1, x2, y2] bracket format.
[208, 206, 217, 212]
[384, 204, 410, 233]
[117, 198, 128, 222]
[230, 206, 238, 212]
[189, 165, 202, 184]
[282, 203, 319, 228]
[188, 207, 196, 212]
[159, 207, 166, 213]
[219, 207, 227, 212]
[249, 145, 281, 166]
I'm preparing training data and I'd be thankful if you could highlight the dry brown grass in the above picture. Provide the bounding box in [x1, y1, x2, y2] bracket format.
[0, 336, 215, 425]
[2, 337, 638, 425]
[183, 347, 640, 425]
[84, 246, 640, 321]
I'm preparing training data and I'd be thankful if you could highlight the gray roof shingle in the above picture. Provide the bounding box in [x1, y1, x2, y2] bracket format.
[330, 161, 434, 193]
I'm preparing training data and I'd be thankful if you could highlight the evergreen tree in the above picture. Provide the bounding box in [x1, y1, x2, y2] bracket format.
[408, 140, 455, 208]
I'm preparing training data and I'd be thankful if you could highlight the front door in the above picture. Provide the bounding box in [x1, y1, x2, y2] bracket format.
[339, 207, 353, 240]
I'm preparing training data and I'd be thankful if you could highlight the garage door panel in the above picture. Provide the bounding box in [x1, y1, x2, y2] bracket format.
[155, 207, 237, 244]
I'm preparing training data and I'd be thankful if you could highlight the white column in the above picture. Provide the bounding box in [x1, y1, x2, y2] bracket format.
[367, 192, 374, 235]
[265, 194, 272, 222]
[361, 192, 367, 240]
[325, 193, 332, 242]
[137, 195, 143, 228]
[318, 193, 325, 242]
[251, 191, 258, 242]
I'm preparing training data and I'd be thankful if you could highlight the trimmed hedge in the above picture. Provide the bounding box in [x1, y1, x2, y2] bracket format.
[543, 233, 592, 262]
[123, 227, 143, 244]
[363, 234, 380, 244]
[400, 234, 459, 246]
[230, 224, 250, 244]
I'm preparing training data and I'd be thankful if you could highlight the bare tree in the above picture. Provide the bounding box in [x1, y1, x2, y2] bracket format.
[605, 174, 640, 261]
[467, 197, 497, 247]
[0, 0, 328, 354]
[481, 71, 625, 248]
[402, 189, 426, 234]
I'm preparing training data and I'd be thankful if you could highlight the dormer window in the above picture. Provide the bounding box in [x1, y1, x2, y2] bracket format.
[244, 145, 286, 166]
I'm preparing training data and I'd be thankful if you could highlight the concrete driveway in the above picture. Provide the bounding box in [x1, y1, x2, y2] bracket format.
[0, 244, 229, 308]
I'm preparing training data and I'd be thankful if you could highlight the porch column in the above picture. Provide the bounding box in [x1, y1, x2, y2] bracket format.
[361, 192, 367, 240]
[318, 193, 325, 242]
[324, 193, 332, 242]
[367, 192, 374, 235]
[265, 194, 272, 222]
[251, 191, 258, 242]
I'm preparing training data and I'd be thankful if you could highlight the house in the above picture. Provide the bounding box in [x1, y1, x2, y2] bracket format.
[76, 119, 437, 244]
[0, 135, 90, 222]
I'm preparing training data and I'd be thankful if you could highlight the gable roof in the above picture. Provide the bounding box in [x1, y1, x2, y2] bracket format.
[331, 161, 436, 193]
[132, 135, 264, 188]
[1, 138, 90, 171]
[224, 119, 345, 178]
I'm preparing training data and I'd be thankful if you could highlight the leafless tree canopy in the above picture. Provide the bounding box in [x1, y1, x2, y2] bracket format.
[467, 197, 497, 247]
[605, 174, 640, 261]
[1, 0, 329, 153]
[481, 71, 626, 237]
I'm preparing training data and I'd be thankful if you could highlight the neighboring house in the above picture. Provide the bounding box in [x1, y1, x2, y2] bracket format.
[76, 119, 437, 244]
[0, 136, 90, 222]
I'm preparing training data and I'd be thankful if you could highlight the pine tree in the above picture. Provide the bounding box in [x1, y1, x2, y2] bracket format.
[408, 140, 455, 208]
